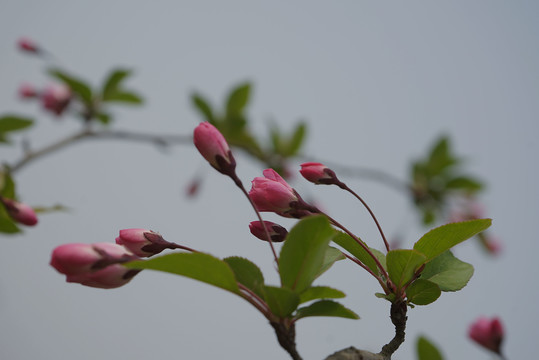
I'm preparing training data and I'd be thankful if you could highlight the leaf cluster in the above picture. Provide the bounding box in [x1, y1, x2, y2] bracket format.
[411, 136, 484, 224]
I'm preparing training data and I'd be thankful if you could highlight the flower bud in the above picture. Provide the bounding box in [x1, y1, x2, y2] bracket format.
[249, 221, 288, 242]
[1, 198, 38, 226]
[468, 316, 504, 354]
[249, 169, 317, 218]
[41, 84, 71, 116]
[17, 37, 39, 53]
[299, 162, 338, 185]
[65, 265, 139, 289]
[193, 122, 236, 176]
[116, 228, 170, 257]
[18, 83, 38, 99]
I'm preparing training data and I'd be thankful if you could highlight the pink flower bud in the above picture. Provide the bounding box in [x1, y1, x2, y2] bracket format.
[468, 316, 504, 354]
[193, 122, 237, 176]
[65, 265, 139, 289]
[17, 37, 39, 53]
[299, 162, 339, 185]
[51, 243, 132, 276]
[249, 221, 288, 242]
[1, 198, 38, 226]
[18, 83, 38, 99]
[41, 84, 71, 116]
[116, 228, 170, 257]
[249, 169, 317, 218]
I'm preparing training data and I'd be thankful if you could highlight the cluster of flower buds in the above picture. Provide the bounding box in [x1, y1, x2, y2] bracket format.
[50, 242, 139, 289]
[17, 83, 72, 116]
[51, 229, 179, 288]
[0, 197, 38, 226]
[468, 316, 504, 355]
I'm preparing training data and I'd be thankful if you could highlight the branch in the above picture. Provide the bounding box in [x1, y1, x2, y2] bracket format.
[9, 128, 192, 174]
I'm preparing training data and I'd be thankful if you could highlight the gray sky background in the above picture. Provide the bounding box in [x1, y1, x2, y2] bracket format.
[1, 1, 538, 359]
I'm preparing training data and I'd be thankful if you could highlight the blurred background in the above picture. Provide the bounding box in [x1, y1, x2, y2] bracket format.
[1, 1, 537, 359]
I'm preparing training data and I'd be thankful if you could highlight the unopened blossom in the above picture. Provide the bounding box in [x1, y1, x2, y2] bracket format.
[41, 83, 71, 116]
[17, 37, 39, 53]
[249, 169, 316, 218]
[116, 228, 170, 257]
[18, 83, 38, 99]
[299, 162, 339, 185]
[1, 198, 38, 226]
[50, 242, 139, 289]
[249, 221, 288, 242]
[193, 122, 236, 176]
[468, 316, 504, 354]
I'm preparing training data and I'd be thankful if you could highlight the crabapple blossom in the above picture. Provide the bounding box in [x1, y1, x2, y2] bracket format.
[468, 316, 504, 354]
[249, 221, 288, 242]
[116, 228, 171, 257]
[41, 83, 71, 116]
[193, 122, 236, 176]
[1, 198, 38, 226]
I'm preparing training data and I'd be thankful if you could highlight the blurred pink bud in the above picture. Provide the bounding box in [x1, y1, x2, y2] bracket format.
[468, 316, 504, 354]
[41, 84, 71, 116]
[65, 264, 139, 289]
[300, 162, 339, 185]
[193, 122, 237, 176]
[18, 83, 38, 99]
[249, 221, 288, 242]
[185, 177, 202, 198]
[116, 228, 170, 257]
[17, 37, 39, 53]
[1, 198, 38, 226]
[51, 242, 133, 276]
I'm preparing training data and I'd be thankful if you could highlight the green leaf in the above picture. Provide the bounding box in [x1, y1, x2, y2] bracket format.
[387, 249, 427, 291]
[427, 136, 457, 175]
[263, 285, 299, 318]
[295, 300, 359, 320]
[32, 204, 70, 213]
[224, 256, 265, 298]
[446, 176, 483, 192]
[0, 171, 16, 199]
[420, 251, 473, 292]
[48, 68, 93, 104]
[417, 335, 444, 360]
[285, 122, 307, 156]
[102, 68, 132, 99]
[125, 253, 240, 294]
[225, 82, 251, 118]
[375, 292, 396, 303]
[299, 286, 345, 304]
[279, 215, 334, 293]
[406, 279, 441, 305]
[191, 93, 215, 123]
[102, 91, 143, 104]
[0, 116, 34, 135]
[413, 219, 492, 261]
[96, 113, 112, 125]
[316, 246, 346, 279]
[0, 216, 21, 234]
[332, 231, 382, 275]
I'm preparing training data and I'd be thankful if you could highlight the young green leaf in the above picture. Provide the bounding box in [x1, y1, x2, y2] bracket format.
[191, 93, 215, 123]
[102, 68, 131, 99]
[295, 300, 359, 320]
[0, 171, 16, 199]
[224, 256, 265, 298]
[299, 286, 345, 304]
[445, 176, 483, 192]
[420, 251, 474, 291]
[125, 253, 240, 295]
[413, 219, 492, 261]
[417, 335, 444, 360]
[225, 82, 251, 118]
[285, 122, 307, 156]
[0, 216, 21, 234]
[386, 249, 426, 291]
[332, 231, 381, 275]
[316, 246, 346, 279]
[0, 115, 34, 135]
[263, 286, 299, 318]
[405, 279, 441, 305]
[102, 91, 142, 104]
[48, 69, 93, 104]
[279, 215, 334, 293]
